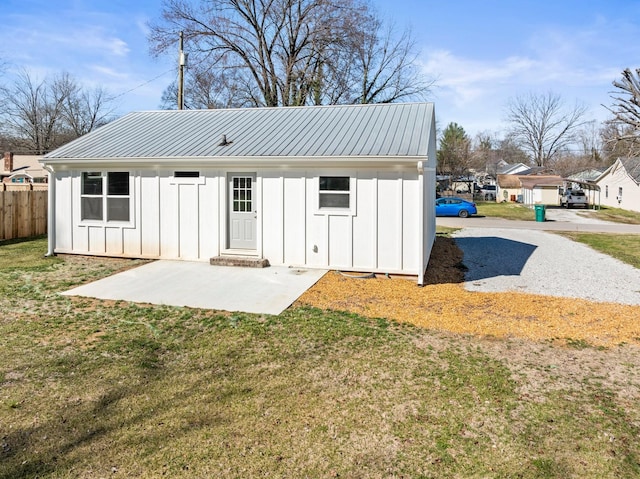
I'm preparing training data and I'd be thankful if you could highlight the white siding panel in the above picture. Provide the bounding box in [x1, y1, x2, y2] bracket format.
[105, 227, 123, 255]
[283, 173, 306, 265]
[401, 174, 419, 273]
[159, 174, 179, 258]
[352, 173, 376, 270]
[54, 172, 73, 252]
[88, 226, 105, 253]
[307, 177, 327, 267]
[261, 173, 284, 264]
[328, 215, 352, 268]
[140, 171, 160, 257]
[376, 173, 402, 270]
[123, 227, 140, 256]
[198, 172, 220, 259]
[178, 183, 199, 259]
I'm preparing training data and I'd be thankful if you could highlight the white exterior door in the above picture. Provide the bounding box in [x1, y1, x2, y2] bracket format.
[228, 173, 257, 249]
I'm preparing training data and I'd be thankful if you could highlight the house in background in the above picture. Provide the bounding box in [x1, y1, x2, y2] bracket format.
[497, 162, 530, 176]
[2, 152, 48, 190]
[519, 175, 563, 205]
[496, 174, 523, 203]
[40, 103, 438, 285]
[497, 173, 563, 205]
[595, 158, 640, 213]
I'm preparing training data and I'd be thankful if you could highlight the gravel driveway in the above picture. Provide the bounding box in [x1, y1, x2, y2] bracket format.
[452, 227, 640, 305]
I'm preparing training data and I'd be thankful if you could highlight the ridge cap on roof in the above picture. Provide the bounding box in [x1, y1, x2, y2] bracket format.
[127, 102, 432, 115]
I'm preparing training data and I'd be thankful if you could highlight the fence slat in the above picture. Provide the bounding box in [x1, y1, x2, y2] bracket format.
[0, 190, 48, 241]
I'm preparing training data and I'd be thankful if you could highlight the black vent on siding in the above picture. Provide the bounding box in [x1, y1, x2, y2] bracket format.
[174, 171, 200, 178]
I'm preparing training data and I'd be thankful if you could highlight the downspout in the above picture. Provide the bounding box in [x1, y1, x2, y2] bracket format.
[417, 161, 425, 286]
[43, 164, 56, 257]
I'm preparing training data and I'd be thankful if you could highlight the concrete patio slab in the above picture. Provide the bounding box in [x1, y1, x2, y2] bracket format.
[61, 260, 328, 315]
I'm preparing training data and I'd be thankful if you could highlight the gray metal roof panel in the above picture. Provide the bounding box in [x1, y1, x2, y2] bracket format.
[44, 103, 434, 160]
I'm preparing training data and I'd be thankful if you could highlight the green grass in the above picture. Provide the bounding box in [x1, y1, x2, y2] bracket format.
[556, 232, 640, 269]
[476, 201, 536, 220]
[476, 202, 640, 225]
[2, 237, 640, 478]
[0, 235, 61, 271]
[588, 206, 640, 225]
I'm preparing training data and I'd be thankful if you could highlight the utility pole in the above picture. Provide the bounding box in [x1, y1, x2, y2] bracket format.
[178, 31, 186, 110]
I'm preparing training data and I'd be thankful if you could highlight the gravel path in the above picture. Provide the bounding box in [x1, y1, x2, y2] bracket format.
[452, 227, 640, 305]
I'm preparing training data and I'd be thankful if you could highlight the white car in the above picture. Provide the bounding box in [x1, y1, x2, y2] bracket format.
[559, 189, 588, 208]
[480, 185, 496, 200]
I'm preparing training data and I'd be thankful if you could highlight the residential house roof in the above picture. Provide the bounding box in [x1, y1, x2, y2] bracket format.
[1, 154, 46, 181]
[567, 168, 608, 183]
[497, 174, 521, 188]
[519, 175, 563, 189]
[497, 162, 529, 175]
[43, 103, 435, 163]
[620, 157, 640, 183]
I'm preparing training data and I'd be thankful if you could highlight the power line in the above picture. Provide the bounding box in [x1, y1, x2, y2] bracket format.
[111, 68, 175, 102]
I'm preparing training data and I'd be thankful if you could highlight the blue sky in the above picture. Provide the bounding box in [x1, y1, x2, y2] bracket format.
[1, 0, 639, 139]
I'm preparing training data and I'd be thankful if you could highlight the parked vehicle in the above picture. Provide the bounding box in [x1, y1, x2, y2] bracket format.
[559, 189, 588, 208]
[435, 197, 477, 218]
[480, 184, 496, 200]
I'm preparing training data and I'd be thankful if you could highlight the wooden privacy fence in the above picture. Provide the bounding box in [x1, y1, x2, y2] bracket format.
[0, 190, 48, 241]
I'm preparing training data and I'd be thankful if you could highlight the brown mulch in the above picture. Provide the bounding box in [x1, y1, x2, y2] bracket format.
[296, 236, 640, 348]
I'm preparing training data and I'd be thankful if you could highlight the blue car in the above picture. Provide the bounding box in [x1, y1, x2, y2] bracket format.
[435, 197, 477, 218]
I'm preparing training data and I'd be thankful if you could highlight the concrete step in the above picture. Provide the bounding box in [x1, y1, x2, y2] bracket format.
[209, 256, 270, 268]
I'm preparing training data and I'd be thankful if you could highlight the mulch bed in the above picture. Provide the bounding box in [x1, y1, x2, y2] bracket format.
[296, 236, 640, 348]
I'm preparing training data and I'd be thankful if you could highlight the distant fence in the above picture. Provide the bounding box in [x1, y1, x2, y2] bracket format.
[0, 190, 48, 241]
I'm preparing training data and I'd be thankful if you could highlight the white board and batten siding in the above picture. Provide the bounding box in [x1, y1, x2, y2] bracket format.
[43, 103, 437, 283]
[53, 166, 430, 277]
[262, 168, 426, 275]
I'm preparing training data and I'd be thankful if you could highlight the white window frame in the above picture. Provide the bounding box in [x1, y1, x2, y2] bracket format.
[314, 174, 357, 216]
[79, 171, 134, 226]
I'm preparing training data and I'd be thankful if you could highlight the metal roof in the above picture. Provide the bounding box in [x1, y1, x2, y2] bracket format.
[620, 157, 640, 182]
[44, 103, 434, 161]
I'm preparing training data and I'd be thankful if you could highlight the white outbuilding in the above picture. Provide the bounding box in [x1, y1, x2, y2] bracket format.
[41, 103, 437, 284]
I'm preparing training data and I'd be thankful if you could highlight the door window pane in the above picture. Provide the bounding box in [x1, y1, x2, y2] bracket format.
[232, 176, 252, 213]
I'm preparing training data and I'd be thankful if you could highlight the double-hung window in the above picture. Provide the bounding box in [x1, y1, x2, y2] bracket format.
[81, 172, 130, 222]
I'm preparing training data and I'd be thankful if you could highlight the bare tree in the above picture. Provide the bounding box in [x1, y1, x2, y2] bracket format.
[62, 85, 115, 136]
[607, 68, 640, 133]
[0, 70, 115, 154]
[149, 0, 433, 108]
[342, 14, 433, 104]
[505, 91, 588, 167]
[0, 70, 70, 154]
[160, 61, 248, 109]
[604, 67, 640, 156]
[600, 121, 640, 160]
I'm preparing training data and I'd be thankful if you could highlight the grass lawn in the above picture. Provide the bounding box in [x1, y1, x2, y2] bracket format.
[2, 237, 640, 478]
[476, 201, 640, 225]
[587, 206, 640, 225]
[556, 232, 640, 269]
[475, 201, 536, 220]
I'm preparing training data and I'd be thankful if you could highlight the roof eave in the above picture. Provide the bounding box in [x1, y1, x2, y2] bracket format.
[40, 154, 428, 169]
